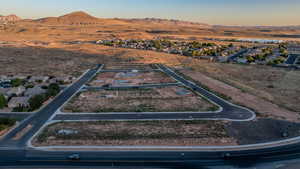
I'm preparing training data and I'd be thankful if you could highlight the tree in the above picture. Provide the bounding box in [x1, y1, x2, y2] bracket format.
[11, 78, 23, 87]
[0, 94, 7, 109]
[246, 56, 255, 63]
[46, 83, 60, 97]
[29, 94, 46, 111]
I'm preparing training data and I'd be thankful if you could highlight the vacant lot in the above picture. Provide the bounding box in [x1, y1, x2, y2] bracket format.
[63, 86, 217, 113]
[89, 71, 176, 86]
[33, 120, 235, 147]
[178, 60, 300, 121]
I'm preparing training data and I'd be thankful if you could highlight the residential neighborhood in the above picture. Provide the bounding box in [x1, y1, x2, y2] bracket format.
[97, 39, 300, 67]
[0, 75, 74, 112]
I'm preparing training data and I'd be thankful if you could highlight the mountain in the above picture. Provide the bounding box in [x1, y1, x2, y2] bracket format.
[0, 14, 21, 22]
[35, 11, 104, 25]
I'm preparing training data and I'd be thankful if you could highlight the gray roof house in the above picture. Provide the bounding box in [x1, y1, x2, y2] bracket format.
[6, 86, 26, 97]
[24, 86, 46, 97]
[28, 76, 49, 83]
[8, 97, 30, 108]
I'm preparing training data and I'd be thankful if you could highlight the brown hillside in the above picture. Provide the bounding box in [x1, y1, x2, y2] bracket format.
[35, 11, 105, 25]
[0, 14, 21, 22]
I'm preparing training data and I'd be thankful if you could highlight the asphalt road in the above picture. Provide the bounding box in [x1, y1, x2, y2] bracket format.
[0, 113, 31, 120]
[0, 64, 103, 148]
[227, 49, 248, 62]
[156, 64, 255, 121]
[285, 54, 299, 65]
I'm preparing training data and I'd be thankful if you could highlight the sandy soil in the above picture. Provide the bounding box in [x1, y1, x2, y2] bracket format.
[63, 86, 216, 113]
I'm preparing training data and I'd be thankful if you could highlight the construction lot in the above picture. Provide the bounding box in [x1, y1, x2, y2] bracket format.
[63, 86, 217, 113]
[33, 120, 235, 147]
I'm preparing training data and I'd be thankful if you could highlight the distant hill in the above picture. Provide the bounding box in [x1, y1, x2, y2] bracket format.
[35, 11, 104, 25]
[125, 18, 211, 28]
[0, 14, 21, 22]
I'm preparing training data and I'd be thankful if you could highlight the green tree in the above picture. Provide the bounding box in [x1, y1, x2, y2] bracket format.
[11, 78, 24, 87]
[246, 56, 255, 63]
[0, 94, 7, 109]
[46, 83, 60, 97]
[29, 94, 46, 111]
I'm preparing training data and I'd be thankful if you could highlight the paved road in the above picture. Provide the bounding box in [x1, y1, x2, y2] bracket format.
[2, 144, 300, 168]
[0, 113, 31, 120]
[228, 49, 248, 62]
[285, 54, 299, 65]
[0, 64, 103, 148]
[156, 64, 255, 121]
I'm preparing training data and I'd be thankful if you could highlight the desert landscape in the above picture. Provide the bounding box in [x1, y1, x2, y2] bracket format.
[0, 11, 300, 150]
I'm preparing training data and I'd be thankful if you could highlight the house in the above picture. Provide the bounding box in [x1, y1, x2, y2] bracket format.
[24, 86, 46, 98]
[0, 88, 10, 99]
[28, 76, 49, 83]
[236, 58, 248, 64]
[8, 97, 30, 108]
[6, 86, 26, 97]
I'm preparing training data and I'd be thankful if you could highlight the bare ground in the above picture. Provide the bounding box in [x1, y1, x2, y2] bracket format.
[89, 71, 176, 87]
[33, 120, 235, 147]
[178, 60, 300, 121]
[63, 86, 217, 113]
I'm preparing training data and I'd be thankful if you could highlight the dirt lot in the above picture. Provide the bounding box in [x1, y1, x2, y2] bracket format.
[89, 71, 176, 86]
[104, 63, 155, 70]
[33, 120, 235, 147]
[33, 117, 300, 147]
[178, 60, 300, 121]
[63, 86, 217, 113]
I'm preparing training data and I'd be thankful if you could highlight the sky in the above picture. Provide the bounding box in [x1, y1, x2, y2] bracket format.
[1, 0, 300, 26]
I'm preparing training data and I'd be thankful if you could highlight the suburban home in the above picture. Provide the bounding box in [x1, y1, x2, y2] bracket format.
[8, 96, 30, 108]
[28, 76, 49, 83]
[236, 58, 249, 64]
[6, 86, 26, 97]
[0, 88, 10, 99]
[24, 86, 46, 98]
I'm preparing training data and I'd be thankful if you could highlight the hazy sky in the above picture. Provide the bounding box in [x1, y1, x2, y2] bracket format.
[1, 0, 300, 26]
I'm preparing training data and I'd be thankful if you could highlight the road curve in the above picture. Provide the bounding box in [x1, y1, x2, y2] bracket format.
[156, 64, 256, 121]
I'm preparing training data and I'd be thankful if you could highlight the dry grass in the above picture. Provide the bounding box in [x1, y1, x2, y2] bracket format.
[33, 120, 235, 146]
[178, 59, 300, 121]
[63, 86, 216, 113]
